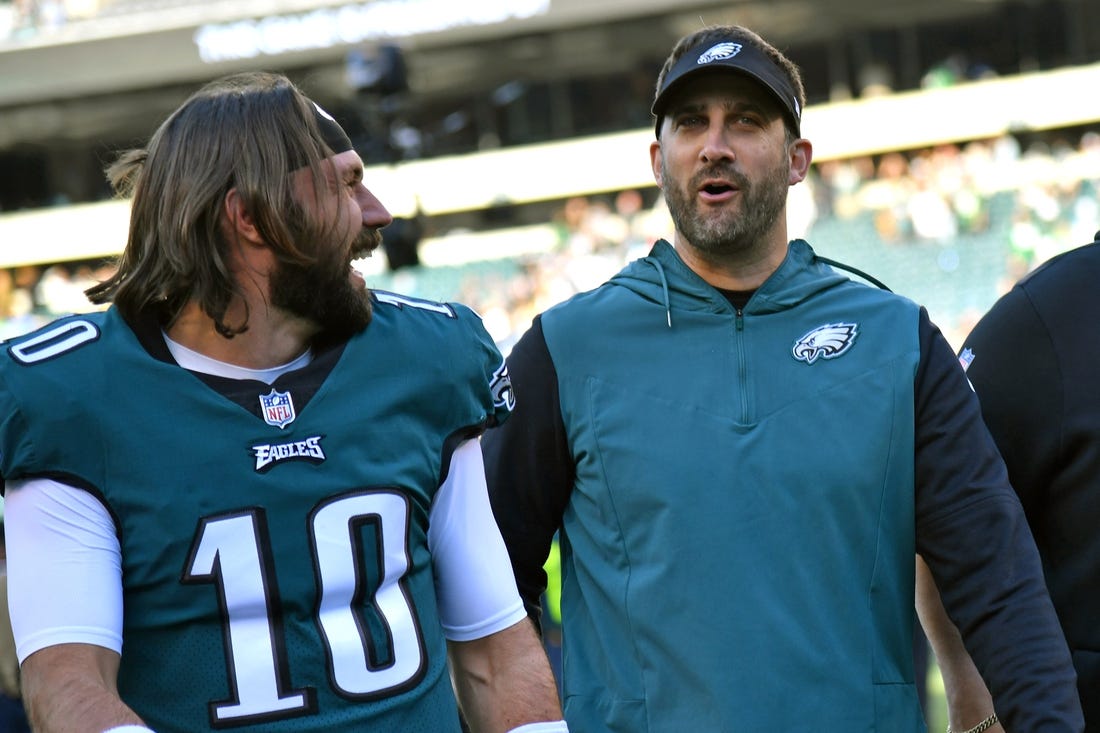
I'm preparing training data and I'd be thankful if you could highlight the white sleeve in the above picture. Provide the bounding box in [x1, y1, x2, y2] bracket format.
[4, 478, 124, 662]
[428, 439, 526, 642]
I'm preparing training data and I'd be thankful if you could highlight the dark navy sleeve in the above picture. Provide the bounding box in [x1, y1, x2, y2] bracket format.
[481, 315, 574, 626]
[913, 308, 1084, 731]
[959, 282, 1060, 521]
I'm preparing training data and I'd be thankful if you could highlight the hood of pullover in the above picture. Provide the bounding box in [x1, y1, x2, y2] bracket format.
[608, 238, 851, 326]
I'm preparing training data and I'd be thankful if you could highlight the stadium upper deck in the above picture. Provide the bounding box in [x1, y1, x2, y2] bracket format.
[0, 0, 1098, 268]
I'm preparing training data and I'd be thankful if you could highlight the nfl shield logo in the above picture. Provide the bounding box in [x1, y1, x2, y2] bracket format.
[958, 348, 975, 372]
[259, 389, 296, 429]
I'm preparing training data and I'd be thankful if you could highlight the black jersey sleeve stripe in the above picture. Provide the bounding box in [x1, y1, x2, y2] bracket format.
[481, 316, 573, 627]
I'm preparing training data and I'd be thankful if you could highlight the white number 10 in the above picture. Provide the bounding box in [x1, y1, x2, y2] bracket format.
[183, 491, 425, 727]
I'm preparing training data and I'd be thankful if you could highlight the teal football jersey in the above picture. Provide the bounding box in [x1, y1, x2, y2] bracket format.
[0, 293, 513, 732]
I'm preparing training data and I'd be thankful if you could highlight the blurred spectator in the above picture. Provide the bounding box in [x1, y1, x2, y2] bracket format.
[859, 152, 912, 243]
[0, 269, 11, 319]
[823, 155, 876, 220]
[787, 167, 819, 240]
[7, 0, 62, 38]
[34, 265, 80, 314]
[613, 188, 649, 255]
[0, 268, 45, 340]
[920, 52, 997, 89]
[921, 54, 967, 88]
[4, 0, 104, 38]
[857, 62, 894, 98]
[907, 177, 958, 243]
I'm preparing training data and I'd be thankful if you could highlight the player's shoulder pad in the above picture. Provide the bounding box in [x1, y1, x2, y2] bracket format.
[370, 290, 511, 421]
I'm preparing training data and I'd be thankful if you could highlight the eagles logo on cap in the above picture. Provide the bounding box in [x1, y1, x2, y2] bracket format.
[652, 35, 802, 138]
[697, 42, 743, 64]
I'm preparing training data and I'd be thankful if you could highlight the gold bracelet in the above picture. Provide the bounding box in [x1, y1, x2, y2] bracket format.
[947, 713, 998, 733]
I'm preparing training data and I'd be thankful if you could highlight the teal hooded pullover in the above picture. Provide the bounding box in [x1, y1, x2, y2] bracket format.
[541, 239, 923, 731]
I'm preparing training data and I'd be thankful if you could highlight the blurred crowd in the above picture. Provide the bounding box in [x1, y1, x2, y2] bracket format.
[2, 127, 1098, 352]
[0, 0, 176, 39]
[815, 130, 1100, 263]
[446, 127, 1100, 352]
[1, 0, 93, 39]
[0, 262, 110, 339]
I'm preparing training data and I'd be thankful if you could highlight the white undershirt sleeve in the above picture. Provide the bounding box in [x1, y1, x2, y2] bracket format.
[428, 439, 526, 642]
[4, 478, 124, 662]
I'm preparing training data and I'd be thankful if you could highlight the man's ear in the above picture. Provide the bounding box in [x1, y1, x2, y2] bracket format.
[650, 140, 664, 190]
[222, 188, 263, 245]
[788, 138, 813, 185]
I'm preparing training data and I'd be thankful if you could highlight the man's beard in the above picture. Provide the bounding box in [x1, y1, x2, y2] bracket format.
[270, 227, 380, 339]
[662, 153, 790, 257]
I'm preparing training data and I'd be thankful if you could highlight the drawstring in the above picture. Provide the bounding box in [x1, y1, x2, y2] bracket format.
[647, 258, 673, 328]
[816, 255, 893, 292]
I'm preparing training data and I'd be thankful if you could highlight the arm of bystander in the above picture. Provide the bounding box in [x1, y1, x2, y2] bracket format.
[915, 556, 1004, 733]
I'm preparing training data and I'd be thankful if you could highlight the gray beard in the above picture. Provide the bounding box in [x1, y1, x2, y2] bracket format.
[662, 154, 790, 257]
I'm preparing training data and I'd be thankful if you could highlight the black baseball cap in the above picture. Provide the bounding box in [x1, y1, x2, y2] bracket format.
[652, 38, 802, 138]
[287, 100, 355, 170]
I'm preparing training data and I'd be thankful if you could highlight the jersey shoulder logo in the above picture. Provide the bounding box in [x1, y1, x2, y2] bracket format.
[259, 388, 296, 428]
[490, 359, 515, 412]
[698, 42, 742, 65]
[792, 322, 859, 364]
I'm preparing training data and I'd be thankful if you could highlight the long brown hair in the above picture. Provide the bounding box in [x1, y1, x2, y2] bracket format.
[87, 71, 345, 336]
